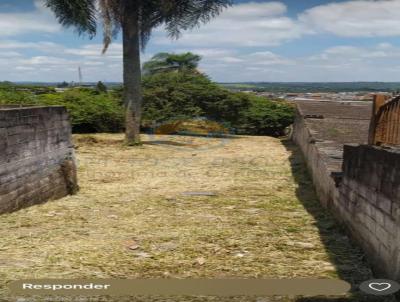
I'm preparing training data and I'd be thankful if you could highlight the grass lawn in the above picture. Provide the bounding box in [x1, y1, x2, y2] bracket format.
[0, 134, 385, 302]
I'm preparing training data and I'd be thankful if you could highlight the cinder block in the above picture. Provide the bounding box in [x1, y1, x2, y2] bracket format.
[378, 244, 392, 272]
[367, 234, 381, 254]
[376, 224, 391, 248]
[384, 216, 398, 237]
[374, 209, 385, 227]
[0, 106, 76, 214]
[392, 204, 400, 222]
[377, 195, 392, 215]
[363, 213, 377, 234]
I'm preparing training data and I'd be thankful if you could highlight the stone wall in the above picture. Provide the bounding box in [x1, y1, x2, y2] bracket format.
[292, 101, 400, 281]
[339, 145, 400, 280]
[0, 106, 77, 214]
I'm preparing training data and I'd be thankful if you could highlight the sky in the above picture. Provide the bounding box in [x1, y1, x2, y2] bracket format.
[1, 0, 400, 82]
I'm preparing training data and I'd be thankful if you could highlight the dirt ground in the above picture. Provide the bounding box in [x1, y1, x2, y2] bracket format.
[0, 134, 390, 302]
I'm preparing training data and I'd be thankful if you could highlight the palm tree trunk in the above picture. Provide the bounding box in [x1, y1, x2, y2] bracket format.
[122, 8, 142, 145]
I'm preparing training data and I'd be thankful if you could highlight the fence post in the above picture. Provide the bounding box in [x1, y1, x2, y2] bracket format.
[368, 94, 389, 145]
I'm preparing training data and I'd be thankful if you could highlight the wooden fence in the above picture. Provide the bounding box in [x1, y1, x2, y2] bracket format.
[368, 94, 400, 146]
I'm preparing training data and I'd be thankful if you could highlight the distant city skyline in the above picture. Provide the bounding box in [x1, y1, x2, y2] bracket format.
[1, 0, 400, 82]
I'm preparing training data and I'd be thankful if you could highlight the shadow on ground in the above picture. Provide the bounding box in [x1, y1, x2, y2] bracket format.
[143, 140, 197, 147]
[282, 139, 397, 302]
[142, 133, 242, 149]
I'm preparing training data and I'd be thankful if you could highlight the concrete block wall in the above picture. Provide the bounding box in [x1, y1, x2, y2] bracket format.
[0, 106, 77, 214]
[291, 110, 337, 209]
[340, 145, 400, 280]
[292, 108, 400, 281]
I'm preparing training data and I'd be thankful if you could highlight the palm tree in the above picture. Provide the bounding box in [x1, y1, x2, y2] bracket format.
[143, 52, 201, 75]
[44, 0, 231, 145]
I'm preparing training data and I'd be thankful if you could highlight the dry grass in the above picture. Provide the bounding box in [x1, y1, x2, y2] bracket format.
[0, 133, 383, 302]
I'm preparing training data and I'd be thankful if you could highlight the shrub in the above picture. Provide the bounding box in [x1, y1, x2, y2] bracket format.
[142, 71, 294, 136]
[237, 96, 295, 136]
[0, 72, 295, 136]
[0, 88, 124, 133]
[39, 90, 124, 133]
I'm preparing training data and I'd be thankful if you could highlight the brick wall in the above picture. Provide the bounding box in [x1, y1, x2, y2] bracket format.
[0, 106, 77, 214]
[340, 145, 400, 280]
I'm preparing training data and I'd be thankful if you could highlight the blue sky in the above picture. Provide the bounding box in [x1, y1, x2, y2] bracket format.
[1, 0, 400, 82]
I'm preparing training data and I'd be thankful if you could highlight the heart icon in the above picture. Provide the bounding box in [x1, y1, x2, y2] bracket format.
[368, 283, 391, 292]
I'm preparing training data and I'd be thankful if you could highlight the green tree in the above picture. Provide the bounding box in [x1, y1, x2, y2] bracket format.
[57, 81, 69, 88]
[238, 96, 295, 136]
[96, 81, 108, 93]
[142, 67, 294, 135]
[44, 0, 231, 145]
[143, 52, 201, 75]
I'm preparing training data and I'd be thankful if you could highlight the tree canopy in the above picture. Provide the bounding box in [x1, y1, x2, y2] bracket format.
[142, 68, 294, 136]
[44, 0, 232, 52]
[142, 52, 201, 75]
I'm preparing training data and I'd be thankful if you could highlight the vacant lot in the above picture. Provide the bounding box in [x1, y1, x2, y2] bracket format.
[0, 134, 382, 301]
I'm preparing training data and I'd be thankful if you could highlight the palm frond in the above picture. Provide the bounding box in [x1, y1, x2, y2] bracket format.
[44, 0, 98, 37]
[99, 0, 121, 53]
[45, 0, 232, 52]
[162, 0, 232, 39]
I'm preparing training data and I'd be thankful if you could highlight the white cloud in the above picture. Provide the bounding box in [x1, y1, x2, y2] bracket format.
[21, 56, 74, 66]
[377, 43, 393, 50]
[186, 48, 294, 81]
[152, 0, 400, 52]
[0, 40, 61, 50]
[0, 0, 59, 37]
[299, 0, 400, 37]
[65, 44, 121, 56]
[0, 50, 22, 57]
[2, 41, 400, 82]
[0, 41, 124, 82]
[15, 66, 35, 71]
[285, 44, 400, 81]
[309, 44, 400, 62]
[222, 1, 287, 18]
[84, 61, 105, 66]
[219, 56, 244, 63]
[194, 43, 400, 82]
[2, 1, 400, 82]
[153, 2, 306, 47]
[64, 44, 123, 61]
[175, 48, 234, 59]
[4, 0, 400, 48]
[248, 51, 293, 65]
